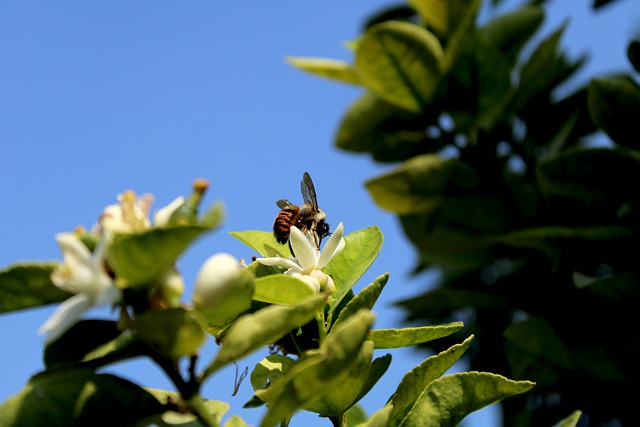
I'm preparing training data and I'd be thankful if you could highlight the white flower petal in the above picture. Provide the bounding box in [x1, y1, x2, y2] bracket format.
[154, 196, 185, 227]
[289, 226, 319, 271]
[286, 271, 321, 294]
[318, 222, 345, 268]
[256, 257, 301, 271]
[55, 232, 92, 263]
[39, 293, 94, 344]
[95, 285, 122, 307]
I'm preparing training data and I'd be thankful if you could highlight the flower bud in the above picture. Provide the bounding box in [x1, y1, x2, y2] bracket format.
[193, 253, 254, 323]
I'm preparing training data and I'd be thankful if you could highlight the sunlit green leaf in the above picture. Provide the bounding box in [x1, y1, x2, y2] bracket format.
[250, 354, 296, 393]
[133, 308, 207, 359]
[253, 275, 316, 305]
[211, 295, 326, 368]
[286, 57, 362, 85]
[106, 225, 214, 287]
[400, 372, 535, 427]
[145, 388, 229, 426]
[346, 404, 368, 427]
[325, 227, 383, 313]
[331, 273, 388, 328]
[409, 0, 479, 37]
[0, 263, 69, 314]
[355, 21, 443, 112]
[349, 354, 392, 408]
[554, 410, 583, 427]
[223, 415, 249, 427]
[229, 230, 291, 258]
[588, 75, 640, 149]
[388, 336, 474, 427]
[359, 405, 394, 427]
[369, 322, 463, 349]
[0, 370, 164, 427]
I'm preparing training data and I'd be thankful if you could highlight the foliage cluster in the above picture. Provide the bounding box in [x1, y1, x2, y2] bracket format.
[289, 0, 640, 425]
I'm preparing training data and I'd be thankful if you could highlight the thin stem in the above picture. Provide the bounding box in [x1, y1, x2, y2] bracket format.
[315, 310, 327, 346]
[329, 413, 346, 427]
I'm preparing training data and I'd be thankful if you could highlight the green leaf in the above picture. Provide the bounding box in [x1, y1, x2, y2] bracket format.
[480, 5, 544, 66]
[388, 336, 475, 427]
[365, 155, 481, 215]
[588, 75, 640, 148]
[331, 273, 388, 328]
[43, 320, 121, 369]
[334, 92, 436, 162]
[0, 370, 164, 427]
[286, 57, 362, 85]
[223, 416, 249, 427]
[445, 31, 512, 130]
[324, 226, 383, 314]
[250, 354, 296, 393]
[0, 263, 70, 314]
[106, 225, 214, 287]
[369, 322, 464, 349]
[253, 275, 316, 305]
[229, 230, 291, 258]
[133, 308, 207, 358]
[507, 24, 585, 116]
[408, 0, 479, 37]
[349, 354, 392, 407]
[495, 225, 635, 261]
[554, 410, 583, 427]
[504, 317, 577, 387]
[359, 405, 393, 427]
[400, 372, 535, 427]
[211, 295, 326, 368]
[346, 405, 368, 427]
[355, 21, 443, 112]
[145, 388, 230, 426]
[536, 148, 640, 210]
[258, 311, 376, 423]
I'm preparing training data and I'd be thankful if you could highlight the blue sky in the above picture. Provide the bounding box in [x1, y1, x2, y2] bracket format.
[0, 1, 637, 426]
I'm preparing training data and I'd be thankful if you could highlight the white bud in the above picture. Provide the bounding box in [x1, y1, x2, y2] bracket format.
[193, 253, 241, 311]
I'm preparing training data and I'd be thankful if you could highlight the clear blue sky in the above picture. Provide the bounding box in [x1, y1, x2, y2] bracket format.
[0, 1, 637, 426]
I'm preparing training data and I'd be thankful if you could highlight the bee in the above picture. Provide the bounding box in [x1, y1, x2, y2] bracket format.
[273, 172, 330, 249]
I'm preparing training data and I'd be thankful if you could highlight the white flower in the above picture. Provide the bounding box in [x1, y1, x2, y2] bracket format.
[99, 191, 154, 236]
[39, 233, 122, 344]
[256, 222, 345, 294]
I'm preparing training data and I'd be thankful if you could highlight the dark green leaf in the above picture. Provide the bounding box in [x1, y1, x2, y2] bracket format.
[0, 370, 164, 427]
[43, 320, 121, 370]
[0, 263, 70, 314]
[588, 75, 640, 148]
[507, 24, 585, 116]
[349, 354, 392, 408]
[480, 5, 544, 66]
[355, 21, 443, 112]
[365, 155, 481, 215]
[536, 148, 640, 209]
[335, 92, 439, 162]
[133, 308, 207, 358]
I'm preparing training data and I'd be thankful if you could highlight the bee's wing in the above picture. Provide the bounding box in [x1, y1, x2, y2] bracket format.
[276, 199, 293, 209]
[300, 172, 319, 210]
